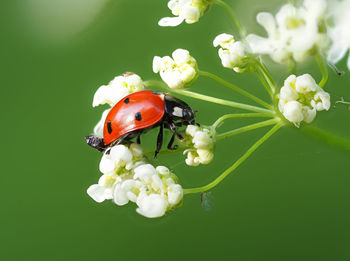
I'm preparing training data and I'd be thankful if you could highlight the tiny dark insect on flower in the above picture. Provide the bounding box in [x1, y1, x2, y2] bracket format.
[200, 191, 215, 211]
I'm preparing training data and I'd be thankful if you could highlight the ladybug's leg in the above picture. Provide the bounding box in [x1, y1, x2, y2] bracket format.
[167, 133, 178, 150]
[137, 135, 141, 145]
[169, 121, 184, 141]
[155, 123, 164, 158]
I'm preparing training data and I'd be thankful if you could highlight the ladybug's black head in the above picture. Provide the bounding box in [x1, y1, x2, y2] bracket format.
[164, 94, 196, 125]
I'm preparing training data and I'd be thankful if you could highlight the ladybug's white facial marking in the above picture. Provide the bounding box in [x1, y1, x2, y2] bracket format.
[172, 107, 183, 117]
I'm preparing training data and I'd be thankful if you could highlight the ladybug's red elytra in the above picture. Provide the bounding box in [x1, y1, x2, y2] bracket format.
[86, 90, 196, 157]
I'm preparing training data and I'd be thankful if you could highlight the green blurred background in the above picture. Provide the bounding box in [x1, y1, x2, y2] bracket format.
[2, 0, 350, 260]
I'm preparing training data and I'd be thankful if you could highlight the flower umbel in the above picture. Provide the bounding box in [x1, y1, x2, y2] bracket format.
[278, 74, 330, 126]
[182, 125, 215, 166]
[327, 0, 350, 71]
[158, 0, 210, 27]
[93, 72, 144, 108]
[153, 48, 198, 89]
[87, 144, 183, 218]
[246, 0, 328, 63]
[213, 33, 248, 72]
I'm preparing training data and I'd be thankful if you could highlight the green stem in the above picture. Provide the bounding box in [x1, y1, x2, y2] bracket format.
[255, 60, 276, 95]
[144, 147, 185, 157]
[211, 0, 245, 38]
[184, 123, 283, 194]
[301, 126, 350, 152]
[212, 113, 275, 129]
[315, 54, 328, 88]
[144, 80, 273, 114]
[256, 69, 273, 98]
[216, 118, 279, 140]
[199, 70, 273, 109]
[288, 59, 296, 74]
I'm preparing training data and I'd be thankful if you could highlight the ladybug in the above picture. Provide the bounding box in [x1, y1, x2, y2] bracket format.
[86, 90, 196, 157]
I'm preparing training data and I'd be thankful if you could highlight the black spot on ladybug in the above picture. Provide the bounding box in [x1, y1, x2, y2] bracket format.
[124, 98, 130, 104]
[107, 121, 113, 134]
[135, 112, 142, 121]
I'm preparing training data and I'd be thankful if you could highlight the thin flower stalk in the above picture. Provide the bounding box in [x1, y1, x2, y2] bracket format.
[301, 126, 350, 152]
[256, 69, 274, 98]
[255, 60, 276, 95]
[212, 113, 275, 129]
[315, 54, 328, 88]
[211, 0, 245, 38]
[216, 118, 280, 140]
[144, 80, 273, 114]
[184, 123, 283, 194]
[199, 70, 273, 109]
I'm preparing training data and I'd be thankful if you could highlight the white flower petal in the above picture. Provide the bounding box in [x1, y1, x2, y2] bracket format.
[151, 174, 164, 192]
[99, 155, 115, 174]
[246, 34, 272, 54]
[184, 150, 200, 166]
[193, 130, 212, 149]
[113, 183, 128, 206]
[87, 184, 106, 203]
[92, 85, 111, 107]
[161, 70, 183, 89]
[197, 149, 214, 164]
[282, 101, 304, 124]
[152, 56, 162, 73]
[256, 12, 276, 36]
[284, 74, 296, 88]
[168, 184, 183, 206]
[158, 17, 184, 27]
[93, 109, 110, 138]
[302, 106, 316, 123]
[295, 74, 317, 93]
[136, 194, 168, 218]
[110, 145, 133, 164]
[280, 85, 298, 101]
[213, 33, 233, 47]
[172, 48, 190, 65]
[312, 91, 331, 111]
[129, 143, 143, 158]
[134, 164, 157, 182]
[156, 166, 170, 176]
[179, 66, 196, 82]
[183, 5, 200, 23]
[186, 125, 199, 137]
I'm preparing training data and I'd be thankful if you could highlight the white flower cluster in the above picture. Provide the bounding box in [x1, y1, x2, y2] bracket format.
[246, 0, 328, 63]
[158, 0, 210, 27]
[91, 72, 144, 138]
[278, 74, 330, 126]
[182, 125, 215, 166]
[153, 48, 198, 89]
[87, 144, 183, 218]
[213, 33, 247, 72]
[93, 72, 144, 108]
[327, 0, 350, 71]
